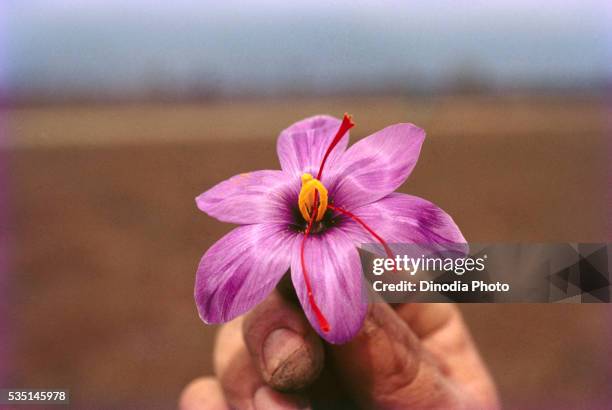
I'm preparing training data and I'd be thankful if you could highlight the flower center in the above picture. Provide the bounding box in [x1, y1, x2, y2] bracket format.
[298, 173, 328, 222]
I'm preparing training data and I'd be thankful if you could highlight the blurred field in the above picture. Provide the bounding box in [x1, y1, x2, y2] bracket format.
[5, 95, 611, 409]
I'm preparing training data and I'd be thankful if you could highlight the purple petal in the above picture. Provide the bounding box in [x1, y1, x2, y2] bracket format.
[195, 224, 296, 323]
[344, 193, 466, 247]
[330, 123, 425, 209]
[277, 115, 348, 179]
[196, 170, 298, 225]
[290, 229, 367, 344]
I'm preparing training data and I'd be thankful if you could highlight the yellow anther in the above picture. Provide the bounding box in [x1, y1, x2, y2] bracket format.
[298, 173, 328, 222]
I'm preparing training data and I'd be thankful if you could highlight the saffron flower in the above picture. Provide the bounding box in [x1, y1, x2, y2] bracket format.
[195, 114, 465, 344]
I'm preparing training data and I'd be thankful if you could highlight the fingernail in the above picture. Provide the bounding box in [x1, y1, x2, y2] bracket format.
[262, 328, 305, 375]
[262, 328, 321, 391]
[254, 386, 311, 410]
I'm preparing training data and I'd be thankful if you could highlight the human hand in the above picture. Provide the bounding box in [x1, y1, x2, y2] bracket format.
[180, 288, 499, 409]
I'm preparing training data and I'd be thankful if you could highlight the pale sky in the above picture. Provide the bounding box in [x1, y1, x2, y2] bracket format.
[3, 1, 611, 95]
[6, 1, 609, 23]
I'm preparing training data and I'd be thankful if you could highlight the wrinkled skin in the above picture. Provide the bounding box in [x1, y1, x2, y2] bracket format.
[180, 289, 500, 410]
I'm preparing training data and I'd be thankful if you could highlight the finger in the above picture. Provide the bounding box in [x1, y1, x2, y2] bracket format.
[215, 313, 313, 409]
[179, 377, 230, 410]
[214, 318, 262, 409]
[398, 304, 500, 408]
[243, 290, 324, 392]
[394, 303, 459, 338]
[253, 386, 311, 410]
[330, 303, 463, 409]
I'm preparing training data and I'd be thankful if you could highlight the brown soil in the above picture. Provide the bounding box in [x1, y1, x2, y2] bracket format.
[5, 96, 611, 408]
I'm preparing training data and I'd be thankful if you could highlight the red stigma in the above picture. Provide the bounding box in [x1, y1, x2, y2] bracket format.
[300, 212, 331, 333]
[327, 204, 395, 260]
[316, 113, 354, 180]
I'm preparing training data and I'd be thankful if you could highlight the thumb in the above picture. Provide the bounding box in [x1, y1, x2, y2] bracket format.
[243, 290, 325, 392]
[329, 303, 461, 409]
